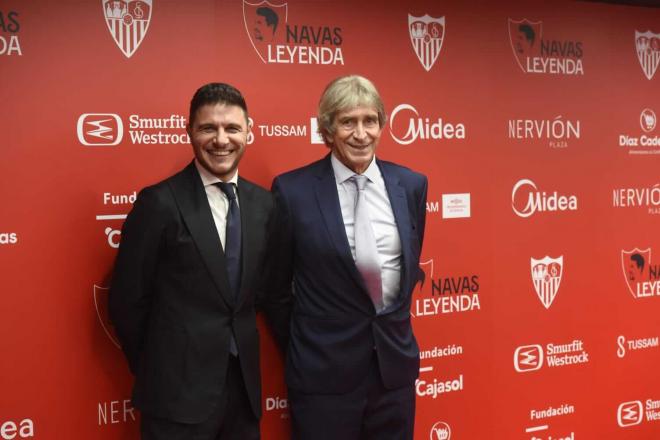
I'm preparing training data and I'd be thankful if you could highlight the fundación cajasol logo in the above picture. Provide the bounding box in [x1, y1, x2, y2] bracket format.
[508, 18, 584, 75]
[621, 248, 660, 298]
[408, 14, 445, 72]
[242, 0, 344, 65]
[102, 0, 152, 58]
[530, 255, 563, 309]
[635, 30, 660, 80]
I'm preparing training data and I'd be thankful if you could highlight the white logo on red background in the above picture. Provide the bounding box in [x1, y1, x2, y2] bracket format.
[617, 401, 643, 427]
[511, 179, 578, 218]
[408, 14, 445, 72]
[389, 104, 466, 145]
[621, 248, 660, 298]
[635, 30, 660, 80]
[508, 18, 542, 72]
[103, 0, 152, 58]
[0, 418, 34, 439]
[531, 256, 563, 309]
[77, 113, 124, 146]
[429, 421, 451, 439]
[641, 108, 657, 133]
[442, 193, 470, 219]
[514, 344, 544, 372]
[243, 0, 288, 63]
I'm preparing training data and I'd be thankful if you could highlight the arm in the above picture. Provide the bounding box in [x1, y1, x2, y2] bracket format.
[108, 187, 165, 374]
[256, 177, 294, 352]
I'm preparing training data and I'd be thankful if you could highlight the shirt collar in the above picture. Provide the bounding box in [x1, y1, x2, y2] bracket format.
[194, 159, 239, 187]
[331, 153, 379, 184]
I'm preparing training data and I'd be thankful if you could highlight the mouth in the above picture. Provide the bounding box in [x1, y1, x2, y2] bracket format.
[207, 149, 234, 157]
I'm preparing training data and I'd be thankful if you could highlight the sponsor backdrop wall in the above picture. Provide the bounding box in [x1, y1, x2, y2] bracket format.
[1, 0, 659, 438]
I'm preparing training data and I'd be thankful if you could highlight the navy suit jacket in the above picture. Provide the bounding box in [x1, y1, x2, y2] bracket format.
[271, 154, 427, 393]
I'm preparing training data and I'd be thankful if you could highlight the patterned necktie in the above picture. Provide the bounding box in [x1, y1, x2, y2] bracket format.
[217, 182, 242, 301]
[351, 175, 384, 312]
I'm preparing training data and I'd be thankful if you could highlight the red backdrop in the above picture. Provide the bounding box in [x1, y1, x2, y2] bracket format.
[1, 0, 659, 438]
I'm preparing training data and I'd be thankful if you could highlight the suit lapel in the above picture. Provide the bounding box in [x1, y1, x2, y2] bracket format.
[169, 162, 235, 308]
[235, 178, 259, 309]
[378, 160, 414, 294]
[314, 155, 369, 292]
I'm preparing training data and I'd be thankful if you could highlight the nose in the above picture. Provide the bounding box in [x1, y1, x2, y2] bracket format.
[214, 129, 229, 145]
[353, 122, 368, 141]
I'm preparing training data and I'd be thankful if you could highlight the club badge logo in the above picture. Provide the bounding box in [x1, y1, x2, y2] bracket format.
[408, 14, 445, 72]
[243, 0, 287, 63]
[416, 259, 434, 295]
[531, 256, 563, 309]
[508, 18, 542, 72]
[429, 421, 451, 440]
[102, 0, 152, 58]
[94, 285, 120, 348]
[640, 108, 657, 133]
[621, 248, 651, 298]
[635, 30, 660, 80]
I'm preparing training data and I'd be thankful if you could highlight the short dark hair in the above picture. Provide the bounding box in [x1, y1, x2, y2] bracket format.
[189, 83, 248, 126]
[519, 24, 535, 44]
[631, 253, 645, 271]
[256, 7, 279, 32]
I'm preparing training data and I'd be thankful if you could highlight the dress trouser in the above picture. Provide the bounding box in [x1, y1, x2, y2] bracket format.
[140, 355, 259, 440]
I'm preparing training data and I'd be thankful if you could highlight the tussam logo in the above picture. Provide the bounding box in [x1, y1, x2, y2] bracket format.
[511, 179, 578, 218]
[389, 104, 466, 145]
[429, 421, 451, 439]
[618, 401, 643, 427]
[514, 344, 543, 372]
[77, 113, 124, 146]
[617, 335, 659, 358]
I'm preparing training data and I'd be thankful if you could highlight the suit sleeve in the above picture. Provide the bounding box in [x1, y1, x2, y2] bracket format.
[108, 187, 165, 374]
[417, 175, 428, 249]
[255, 177, 294, 352]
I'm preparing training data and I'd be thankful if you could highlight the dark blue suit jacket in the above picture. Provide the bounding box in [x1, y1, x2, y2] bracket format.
[271, 154, 427, 394]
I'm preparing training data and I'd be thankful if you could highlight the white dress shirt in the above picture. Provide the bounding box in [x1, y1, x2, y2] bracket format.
[194, 160, 239, 251]
[331, 153, 402, 309]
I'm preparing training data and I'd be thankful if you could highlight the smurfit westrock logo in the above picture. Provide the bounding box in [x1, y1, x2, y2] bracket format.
[77, 113, 124, 146]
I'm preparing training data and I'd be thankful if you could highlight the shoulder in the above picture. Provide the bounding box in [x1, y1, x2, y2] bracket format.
[272, 156, 328, 188]
[377, 159, 427, 187]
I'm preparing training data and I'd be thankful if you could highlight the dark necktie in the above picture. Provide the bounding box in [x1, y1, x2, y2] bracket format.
[217, 182, 242, 301]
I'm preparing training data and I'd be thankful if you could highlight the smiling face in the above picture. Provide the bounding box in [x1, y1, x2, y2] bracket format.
[327, 105, 382, 174]
[188, 103, 249, 181]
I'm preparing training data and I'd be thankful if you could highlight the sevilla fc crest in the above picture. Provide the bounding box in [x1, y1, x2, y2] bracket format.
[408, 14, 445, 72]
[635, 30, 660, 80]
[509, 18, 542, 72]
[621, 248, 651, 298]
[94, 284, 120, 348]
[530, 256, 563, 309]
[102, 0, 152, 58]
[243, 0, 288, 63]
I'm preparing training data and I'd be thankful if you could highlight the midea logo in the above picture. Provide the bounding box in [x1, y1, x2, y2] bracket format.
[511, 179, 578, 218]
